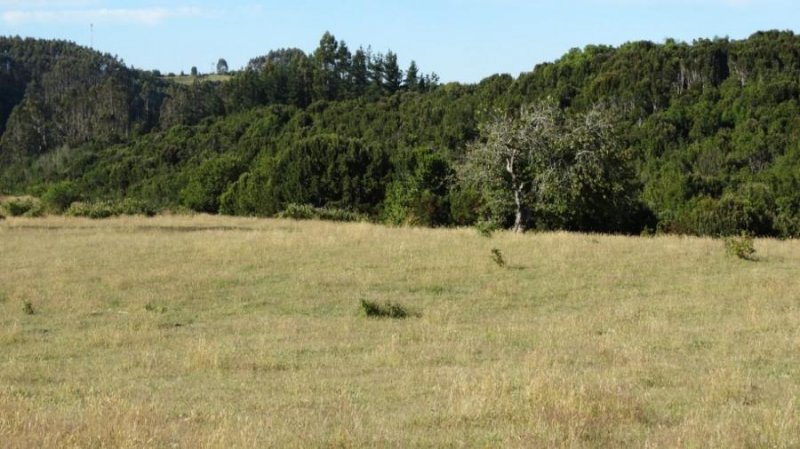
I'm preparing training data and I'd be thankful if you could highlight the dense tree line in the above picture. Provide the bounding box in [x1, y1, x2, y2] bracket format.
[2, 31, 800, 237]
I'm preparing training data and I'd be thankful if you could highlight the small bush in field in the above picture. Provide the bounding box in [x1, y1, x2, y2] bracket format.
[22, 300, 35, 315]
[278, 203, 316, 220]
[278, 203, 364, 222]
[66, 199, 158, 219]
[66, 201, 114, 218]
[114, 198, 157, 217]
[145, 302, 167, 313]
[360, 299, 417, 319]
[475, 220, 496, 238]
[42, 181, 81, 213]
[491, 248, 506, 267]
[3, 197, 44, 217]
[315, 207, 364, 222]
[725, 232, 756, 260]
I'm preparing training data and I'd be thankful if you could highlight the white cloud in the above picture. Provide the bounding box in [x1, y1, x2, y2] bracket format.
[2, 6, 203, 26]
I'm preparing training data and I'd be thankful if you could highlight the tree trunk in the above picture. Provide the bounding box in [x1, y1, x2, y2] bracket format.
[506, 154, 527, 233]
[512, 186, 525, 233]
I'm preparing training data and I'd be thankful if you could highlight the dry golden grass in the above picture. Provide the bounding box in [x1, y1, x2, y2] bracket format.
[1, 215, 799, 448]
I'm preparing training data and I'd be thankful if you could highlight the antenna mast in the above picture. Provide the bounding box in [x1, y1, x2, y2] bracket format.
[90, 23, 94, 48]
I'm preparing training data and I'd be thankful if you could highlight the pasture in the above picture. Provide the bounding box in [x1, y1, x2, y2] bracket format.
[1, 215, 799, 448]
[163, 74, 233, 85]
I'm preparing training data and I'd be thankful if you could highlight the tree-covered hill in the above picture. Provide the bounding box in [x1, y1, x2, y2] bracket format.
[2, 30, 800, 237]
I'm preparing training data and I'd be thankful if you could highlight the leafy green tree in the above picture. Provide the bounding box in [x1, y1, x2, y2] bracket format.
[42, 180, 81, 212]
[180, 154, 246, 213]
[216, 58, 229, 75]
[460, 102, 641, 233]
[382, 146, 453, 226]
[270, 134, 391, 214]
[460, 102, 559, 232]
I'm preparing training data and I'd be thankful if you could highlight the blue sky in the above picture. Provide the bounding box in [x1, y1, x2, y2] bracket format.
[0, 0, 797, 82]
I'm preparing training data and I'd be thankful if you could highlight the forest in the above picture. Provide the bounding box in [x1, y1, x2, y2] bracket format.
[1, 30, 800, 237]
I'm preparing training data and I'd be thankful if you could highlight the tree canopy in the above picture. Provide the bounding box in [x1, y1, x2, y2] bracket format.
[2, 31, 800, 237]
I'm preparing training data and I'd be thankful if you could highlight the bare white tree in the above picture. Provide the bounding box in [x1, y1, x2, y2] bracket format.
[459, 102, 559, 232]
[460, 101, 629, 233]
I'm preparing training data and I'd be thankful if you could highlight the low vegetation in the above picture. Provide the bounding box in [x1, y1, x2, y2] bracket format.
[359, 299, 416, 319]
[1, 215, 799, 447]
[0, 196, 44, 217]
[725, 232, 757, 260]
[163, 74, 234, 85]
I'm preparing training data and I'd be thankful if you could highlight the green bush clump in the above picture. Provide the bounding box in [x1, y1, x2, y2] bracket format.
[725, 233, 757, 260]
[114, 198, 158, 216]
[316, 207, 365, 222]
[66, 201, 115, 218]
[3, 197, 44, 217]
[22, 300, 35, 315]
[278, 203, 365, 222]
[42, 181, 81, 213]
[475, 219, 497, 238]
[278, 203, 316, 220]
[65, 199, 157, 219]
[359, 299, 417, 319]
[180, 155, 246, 213]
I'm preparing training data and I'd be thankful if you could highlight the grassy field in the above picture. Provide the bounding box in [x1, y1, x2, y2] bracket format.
[1, 215, 799, 448]
[163, 74, 233, 85]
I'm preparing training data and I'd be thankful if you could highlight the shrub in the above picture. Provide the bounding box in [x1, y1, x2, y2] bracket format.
[381, 147, 453, 227]
[144, 302, 167, 313]
[114, 198, 157, 216]
[22, 300, 35, 315]
[66, 201, 115, 219]
[725, 232, 756, 260]
[278, 203, 316, 220]
[476, 219, 497, 238]
[42, 181, 81, 213]
[270, 135, 391, 216]
[65, 199, 158, 218]
[491, 248, 506, 267]
[180, 155, 246, 213]
[315, 207, 365, 222]
[64, 202, 91, 217]
[3, 197, 44, 217]
[359, 299, 417, 319]
[277, 203, 365, 222]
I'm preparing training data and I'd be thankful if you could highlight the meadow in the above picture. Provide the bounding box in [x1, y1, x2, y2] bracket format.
[162, 74, 233, 84]
[1, 215, 799, 448]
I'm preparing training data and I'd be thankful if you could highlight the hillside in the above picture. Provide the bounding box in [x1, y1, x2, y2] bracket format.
[1, 31, 800, 236]
[1, 215, 799, 447]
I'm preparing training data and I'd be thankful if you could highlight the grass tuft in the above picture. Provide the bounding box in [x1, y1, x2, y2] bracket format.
[359, 299, 417, 319]
[491, 248, 506, 267]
